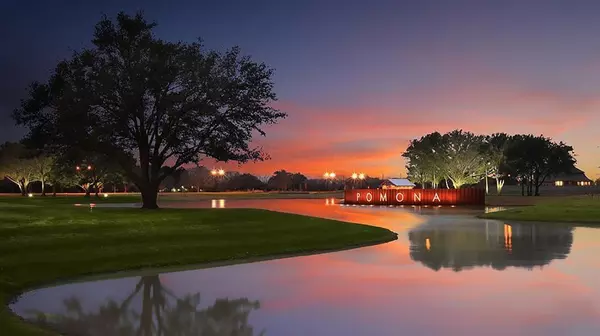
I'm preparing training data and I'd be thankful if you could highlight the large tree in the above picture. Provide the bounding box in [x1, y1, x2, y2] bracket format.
[505, 135, 575, 196]
[403, 132, 445, 188]
[482, 133, 510, 195]
[14, 12, 285, 208]
[0, 142, 36, 196]
[268, 170, 293, 190]
[441, 130, 487, 188]
[28, 153, 57, 196]
[403, 130, 487, 189]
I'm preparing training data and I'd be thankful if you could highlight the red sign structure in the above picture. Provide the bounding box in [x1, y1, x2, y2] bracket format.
[344, 188, 485, 206]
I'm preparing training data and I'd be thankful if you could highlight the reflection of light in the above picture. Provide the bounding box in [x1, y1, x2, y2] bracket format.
[504, 224, 512, 252]
[27, 193, 33, 198]
[103, 193, 108, 198]
[212, 199, 226, 208]
[218, 199, 225, 208]
[425, 238, 431, 251]
[485, 206, 507, 214]
[211, 199, 217, 208]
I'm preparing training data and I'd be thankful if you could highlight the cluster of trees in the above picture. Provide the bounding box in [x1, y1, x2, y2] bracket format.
[8, 12, 285, 208]
[403, 130, 577, 196]
[0, 142, 127, 196]
[0, 142, 129, 197]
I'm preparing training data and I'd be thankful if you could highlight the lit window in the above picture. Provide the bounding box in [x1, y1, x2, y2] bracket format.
[555, 181, 563, 187]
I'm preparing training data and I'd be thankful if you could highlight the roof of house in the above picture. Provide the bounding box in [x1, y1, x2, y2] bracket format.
[385, 178, 416, 187]
[546, 167, 592, 182]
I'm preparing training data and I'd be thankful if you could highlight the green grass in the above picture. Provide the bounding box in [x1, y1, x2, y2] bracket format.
[482, 196, 600, 223]
[0, 198, 396, 335]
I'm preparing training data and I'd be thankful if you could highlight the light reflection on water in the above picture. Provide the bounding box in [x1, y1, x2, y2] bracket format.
[12, 199, 600, 336]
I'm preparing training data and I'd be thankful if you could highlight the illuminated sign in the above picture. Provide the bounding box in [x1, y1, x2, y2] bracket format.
[344, 188, 485, 206]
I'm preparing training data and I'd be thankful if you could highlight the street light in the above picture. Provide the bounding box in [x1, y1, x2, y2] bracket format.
[76, 164, 97, 197]
[211, 168, 226, 191]
[351, 172, 366, 189]
[324, 171, 336, 190]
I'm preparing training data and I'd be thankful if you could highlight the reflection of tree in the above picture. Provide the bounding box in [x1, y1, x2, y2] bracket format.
[29, 275, 263, 336]
[409, 221, 573, 272]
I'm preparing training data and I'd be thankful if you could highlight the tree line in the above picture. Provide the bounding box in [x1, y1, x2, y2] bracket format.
[403, 130, 577, 196]
[160, 168, 385, 192]
[0, 148, 389, 195]
[0, 142, 129, 196]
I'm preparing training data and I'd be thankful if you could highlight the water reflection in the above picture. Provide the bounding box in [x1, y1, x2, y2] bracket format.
[409, 221, 573, 271]
[210, 199, 226, 208]
[12, 200, 600, 335]
[27, 275, 262, 336]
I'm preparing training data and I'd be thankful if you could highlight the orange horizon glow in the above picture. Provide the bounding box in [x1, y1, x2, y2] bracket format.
[195, 83, 600, 179]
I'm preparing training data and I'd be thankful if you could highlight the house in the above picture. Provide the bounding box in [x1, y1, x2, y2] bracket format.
[543, 167, 593, 187]
[379, 178, 416, 189]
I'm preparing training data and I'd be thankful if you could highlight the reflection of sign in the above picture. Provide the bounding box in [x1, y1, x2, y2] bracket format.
[344, 188, 485, 206]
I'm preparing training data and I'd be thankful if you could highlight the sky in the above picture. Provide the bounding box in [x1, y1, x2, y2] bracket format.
[1, 0, 599, 178]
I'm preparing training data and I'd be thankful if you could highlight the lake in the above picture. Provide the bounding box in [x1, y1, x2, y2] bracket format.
[10, 199, 600, 335]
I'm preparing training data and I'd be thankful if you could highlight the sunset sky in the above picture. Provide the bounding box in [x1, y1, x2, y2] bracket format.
[1, 0, 599, 178]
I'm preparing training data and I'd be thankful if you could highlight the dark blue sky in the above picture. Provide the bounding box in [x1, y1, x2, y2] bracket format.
[2, 0, 599, 176]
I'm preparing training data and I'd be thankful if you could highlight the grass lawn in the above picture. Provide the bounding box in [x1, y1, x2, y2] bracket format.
[0, 198, 396, 335]
[482, 195, 600, 223]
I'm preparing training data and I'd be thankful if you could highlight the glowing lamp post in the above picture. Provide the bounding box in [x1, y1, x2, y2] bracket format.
[76, 164, 96, 197]
[324, 172, 336, 191]
[351, 172, 366, 189]
[211, 168, 226, 191]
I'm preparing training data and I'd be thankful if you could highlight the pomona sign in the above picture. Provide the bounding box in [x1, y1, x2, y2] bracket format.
[343, 188, 485, 206]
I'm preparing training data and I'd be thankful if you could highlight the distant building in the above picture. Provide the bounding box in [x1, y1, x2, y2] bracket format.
[379, 178, 416, 189]
[543, 167, 593, 187]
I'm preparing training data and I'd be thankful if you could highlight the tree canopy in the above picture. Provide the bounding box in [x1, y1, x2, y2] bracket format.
[505, 135, 575, 196]
[403, 130, 577, 195]
[13, 12, 285, 208]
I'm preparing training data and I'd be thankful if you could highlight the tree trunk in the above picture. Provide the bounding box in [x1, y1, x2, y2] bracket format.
[141, 185, 159, 209]
[19, 180, 26, 196]
[445, 179, 450, 189]
[496, 178, 504, 195]
[41, 178, 46, 196]
[52, 184, 57, 197]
